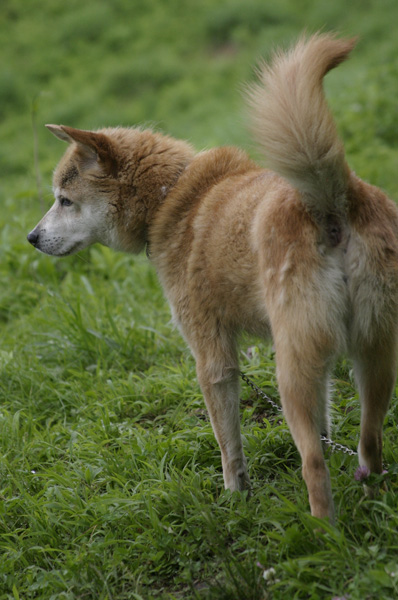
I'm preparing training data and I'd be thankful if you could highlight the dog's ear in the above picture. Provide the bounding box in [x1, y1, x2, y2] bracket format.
[45, 124, 118, 178]
[46, 124, 75, 143]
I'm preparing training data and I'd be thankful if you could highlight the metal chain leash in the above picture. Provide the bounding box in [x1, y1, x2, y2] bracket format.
[240, 371, 358, 457]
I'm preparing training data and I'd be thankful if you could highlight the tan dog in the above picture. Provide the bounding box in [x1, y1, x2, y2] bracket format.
[28, 34, 398, 521]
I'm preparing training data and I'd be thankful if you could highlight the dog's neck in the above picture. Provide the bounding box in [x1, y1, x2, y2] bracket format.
[111, 128, 195, 253]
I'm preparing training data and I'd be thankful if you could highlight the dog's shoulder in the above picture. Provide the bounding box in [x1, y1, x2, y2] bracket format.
[149, 146, 258, 244]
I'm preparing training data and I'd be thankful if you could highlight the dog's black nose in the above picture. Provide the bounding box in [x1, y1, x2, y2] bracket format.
[27, 231, 39, 246]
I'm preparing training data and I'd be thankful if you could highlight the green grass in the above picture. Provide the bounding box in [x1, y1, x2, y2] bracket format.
[2, 0, 398, 598]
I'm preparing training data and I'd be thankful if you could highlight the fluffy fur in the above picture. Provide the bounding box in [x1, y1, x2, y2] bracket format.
[28, 33, 398, 520]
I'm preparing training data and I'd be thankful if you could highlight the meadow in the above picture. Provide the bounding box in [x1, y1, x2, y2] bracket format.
[2, 0, 398, 598]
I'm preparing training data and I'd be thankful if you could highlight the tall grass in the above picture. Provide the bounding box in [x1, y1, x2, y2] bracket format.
[2, 0, 398, 598]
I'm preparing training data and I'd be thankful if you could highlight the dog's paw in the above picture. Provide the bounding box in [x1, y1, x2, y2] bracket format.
[354, 466, 388, 498]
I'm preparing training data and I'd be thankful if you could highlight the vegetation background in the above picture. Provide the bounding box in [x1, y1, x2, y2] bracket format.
[1, 0, 398, 598]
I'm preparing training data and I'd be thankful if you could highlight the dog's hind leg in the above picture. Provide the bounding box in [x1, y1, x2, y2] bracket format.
[194, 337, 250, 493]
[275, 343, 335, 520]
[353, 336, 398, 475]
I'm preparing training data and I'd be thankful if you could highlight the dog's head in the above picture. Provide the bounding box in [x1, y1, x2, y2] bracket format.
[27, 125, 194, 257]
[27, 125, 129, 256]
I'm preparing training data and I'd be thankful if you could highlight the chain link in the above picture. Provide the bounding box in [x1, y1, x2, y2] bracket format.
[240, 371, 357, 457]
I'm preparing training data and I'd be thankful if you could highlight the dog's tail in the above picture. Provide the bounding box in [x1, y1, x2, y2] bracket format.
[247, 33, 357, 222]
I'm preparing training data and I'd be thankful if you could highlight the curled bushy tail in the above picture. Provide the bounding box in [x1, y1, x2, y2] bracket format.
[247, 33, 357, 222]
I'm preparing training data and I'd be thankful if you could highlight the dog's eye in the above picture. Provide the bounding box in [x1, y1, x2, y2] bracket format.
[59, 196, 73, 207]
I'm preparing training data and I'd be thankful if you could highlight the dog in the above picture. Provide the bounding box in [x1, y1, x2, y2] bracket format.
[27, 33, 398, 521]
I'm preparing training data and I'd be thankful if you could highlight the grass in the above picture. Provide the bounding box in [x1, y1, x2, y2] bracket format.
[2, 0, 398, 598]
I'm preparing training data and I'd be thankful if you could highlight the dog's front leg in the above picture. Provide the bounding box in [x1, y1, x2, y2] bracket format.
[196, 360, 250, 492]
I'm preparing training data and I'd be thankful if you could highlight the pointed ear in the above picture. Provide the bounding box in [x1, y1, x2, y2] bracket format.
[45, 124, 118, 177]
[46, 124, 75, 143]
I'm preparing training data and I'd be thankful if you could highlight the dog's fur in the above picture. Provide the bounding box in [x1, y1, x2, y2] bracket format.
[28, 33, 398, 520]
